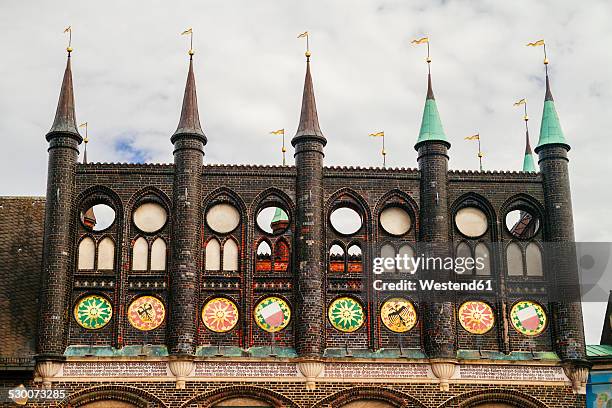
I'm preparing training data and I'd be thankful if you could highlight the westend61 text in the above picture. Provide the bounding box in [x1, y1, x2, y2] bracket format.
[373, 279, 494, 292]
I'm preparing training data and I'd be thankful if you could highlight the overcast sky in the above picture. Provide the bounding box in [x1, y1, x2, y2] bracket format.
[1, 0, 610, 344]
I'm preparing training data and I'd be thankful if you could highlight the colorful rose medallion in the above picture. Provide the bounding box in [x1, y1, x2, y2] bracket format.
[202, 297, 239, 333]
[328, 297, 365, 333]
[458, 301, 495, 334]
[510, 300, 547, 336]
[380, 298, 417, 333]
[254, 296, 291, 333]
[127, 295, 165, 331]
[74, 294, 113, 330]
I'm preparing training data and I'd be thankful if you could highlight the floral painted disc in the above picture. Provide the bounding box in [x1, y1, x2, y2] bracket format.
[380, 298, 417, 333]
[74, 294, 113, 330]
[202, 297, 239, 333]
[328, 297, 365, 333]
[127, 295, 166, 331]
[254, 297, 291, 333]
[510, 300, 547, 336]
[458, 301, 495, 334]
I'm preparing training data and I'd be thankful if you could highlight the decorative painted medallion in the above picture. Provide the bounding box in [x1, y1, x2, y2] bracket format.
[328, 297, 365, 333]
[73, 294, 113, 330]
[458, 301, 495, 334]
[510, 300, 547, 336]
[202, 297, 239, 333]
[254, 296, 291, 333]
[127, 296, 165, 331]
[380, 298, 417, 333]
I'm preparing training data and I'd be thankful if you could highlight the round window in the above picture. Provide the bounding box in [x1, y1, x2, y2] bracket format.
[256, 206, 289, 235]
[505, 209, 540, 239]
[81, 204, 115, 231]
[206, 203, 240, 234]
[379, 207, 412, 236]
[455, 207, 488, 238]
[133, 202, 168, 233]
[330, 207, 362, 235]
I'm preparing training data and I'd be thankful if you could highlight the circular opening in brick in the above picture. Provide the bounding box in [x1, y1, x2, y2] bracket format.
[256, 206, 289, 235]
[330, 207, 362, 235]
[379, 206, 412, 236]
[133, 202, 168, 234]
[206, 203, 240, 234]
[81, 204, 115, 232]
[455, 207, 488, 238]
[505, 209, 540, 239]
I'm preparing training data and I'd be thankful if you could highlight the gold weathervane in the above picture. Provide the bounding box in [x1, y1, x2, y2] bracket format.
[369, 131, 386, 167]
[464, 133, 483, 171]
[64, 26, 72, 54]
[79, 122, 89, 164]
[527, 39, 548, 74]
[182, 28, 194, 56]
[298, 31, 310, 58]
[269, 129, 287, 166]
[411, 36, 430, 67]
[514, 98, 528, 122]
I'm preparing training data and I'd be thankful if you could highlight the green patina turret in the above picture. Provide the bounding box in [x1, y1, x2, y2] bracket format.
[535, 74, 569, 153]
[522, 128, 536, 172]
[270, 207, 289, 234]
[415, 73, 449, 149]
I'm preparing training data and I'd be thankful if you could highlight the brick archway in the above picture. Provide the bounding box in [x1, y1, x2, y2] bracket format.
[312, 387, 427, 408]
[58, 385, 167, 407]
[437, 388, 549, 408]
[180, 386, 299, 408]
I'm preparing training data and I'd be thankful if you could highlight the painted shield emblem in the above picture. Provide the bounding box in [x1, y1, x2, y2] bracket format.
[380, 298, 417, 333]
[510, 300, 547, 336]
[458, 301, 495, 335]
[328, 297, 365, 333]
[74, 294, 113, 330]
[254, 297, 291, 332]
[202, 297, 239, 333]
[127, 295, 166, 331]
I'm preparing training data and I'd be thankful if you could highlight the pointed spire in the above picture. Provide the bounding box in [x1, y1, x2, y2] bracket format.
[171, 56, 206, 144]
[47, 54, 81, 141]
[535, 73, 569, 152]
[415, 70, 448, 149]
[292, 56, 326, 145]
[522, 128, 536, 172]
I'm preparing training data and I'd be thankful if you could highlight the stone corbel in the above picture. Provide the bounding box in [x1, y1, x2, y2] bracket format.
[297, 359, 324, 390]
[430, 359, 457, 391]
[35, 359, 63, 388]
[168, 356, 195, 389]
[563, 360, 591, 395]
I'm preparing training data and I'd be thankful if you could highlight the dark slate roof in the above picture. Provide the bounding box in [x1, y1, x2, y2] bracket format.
[0, 196, 45, 366]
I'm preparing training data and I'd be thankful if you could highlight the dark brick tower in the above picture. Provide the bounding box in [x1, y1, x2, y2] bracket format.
[534, 73, 586, 363]
[292, 52, 326, 358]
[168, 54, 207, 355]
[37, 52, 83, 358]
[415, 70, 456, 359]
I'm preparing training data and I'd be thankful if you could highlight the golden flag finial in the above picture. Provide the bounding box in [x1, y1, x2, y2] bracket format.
[514, 98, 528, 121]
[64, 26, 73, 54]
[269, 129, 287, 165]
[298, 31, 310, 58]
[464, 133, 483, 171]
[369, 131, 386, 167]
[79, 122, 89, 142]
[182, 28, 194, 57]
[412, 36, 430, 64]
[527, 39, 548, 65]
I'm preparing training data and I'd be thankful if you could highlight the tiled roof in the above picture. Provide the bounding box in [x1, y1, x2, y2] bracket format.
[587, 344, 612, 359]
[0, 196, 45, 364]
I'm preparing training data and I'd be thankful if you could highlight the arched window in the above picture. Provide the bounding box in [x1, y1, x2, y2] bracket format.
[97, 237, 115, 270]
[506, 243, 523, 276]
[273, 239, 290, 272]
[381, 244, 396, 273]
[222, 239, 239, 271]
[526, 243, 543, 276]
[78, 237, 95, 270]
[150, 238, 167, 271]
[398, 244, 415, 273]
[132, 237, 148, 271]
[256, 241, 272, 271]
[205, 238, 221, 271]
[456, 242, 473, 275]
[329, 244, 346, 272]
[475, 243, 491, 276]
[347, 243, 363, 273]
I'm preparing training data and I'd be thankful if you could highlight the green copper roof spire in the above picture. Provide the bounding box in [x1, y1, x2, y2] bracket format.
[523, 128, 536, 172]
[415, 71, 449, 149]
[535, 73, 569, 152]
[271, 207, 289, 223]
